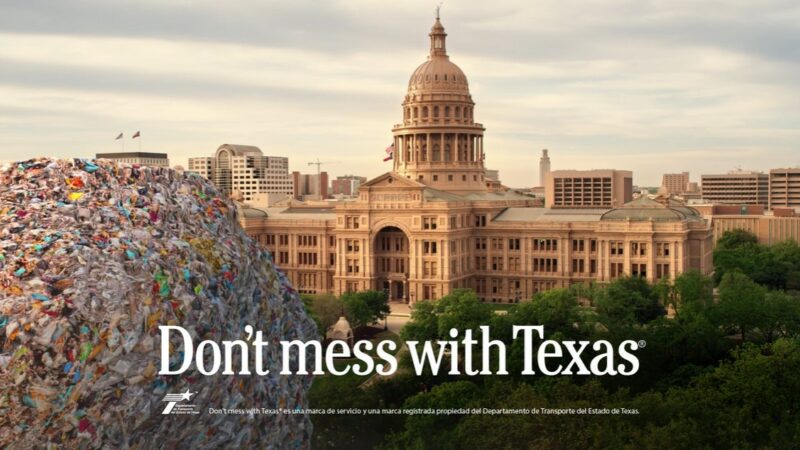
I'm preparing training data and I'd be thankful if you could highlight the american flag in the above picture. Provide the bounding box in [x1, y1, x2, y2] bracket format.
[383, 143, 394, 162]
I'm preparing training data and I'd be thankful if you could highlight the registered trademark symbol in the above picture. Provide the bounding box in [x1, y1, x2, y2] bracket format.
[638, 340, 647, 348]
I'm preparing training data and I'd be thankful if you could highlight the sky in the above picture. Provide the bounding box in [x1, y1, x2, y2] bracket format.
[1, 0, 799, 187]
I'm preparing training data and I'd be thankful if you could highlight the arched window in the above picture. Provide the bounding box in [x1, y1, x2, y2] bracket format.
[445, 106, 450, 117]
[433, 106, 439, 118]
[413, 107, 419, 119]
[422, 106, 429, 119]
[455, 106, 461, 119]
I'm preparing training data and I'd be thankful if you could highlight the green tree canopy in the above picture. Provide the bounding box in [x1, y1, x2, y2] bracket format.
[342, 290, 389, 328]
[401, 289, 493, 342]
[594, 276, 665, 329]
[714, 270, 767, 341]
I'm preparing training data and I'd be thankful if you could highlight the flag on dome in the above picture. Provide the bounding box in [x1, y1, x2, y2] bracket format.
[383, 143, 394, 161]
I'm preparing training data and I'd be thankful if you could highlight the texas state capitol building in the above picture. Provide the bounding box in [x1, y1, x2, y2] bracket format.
[240, 17, 714, 304]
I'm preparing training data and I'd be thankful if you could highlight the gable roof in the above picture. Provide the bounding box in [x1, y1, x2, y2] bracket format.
[360, 172, 427, 189]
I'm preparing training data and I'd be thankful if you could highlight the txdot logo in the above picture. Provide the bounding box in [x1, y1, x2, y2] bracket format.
[161, 389, 199, 415]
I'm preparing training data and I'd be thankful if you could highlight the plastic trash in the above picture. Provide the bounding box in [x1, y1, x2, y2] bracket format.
[0, 158, 318, 448]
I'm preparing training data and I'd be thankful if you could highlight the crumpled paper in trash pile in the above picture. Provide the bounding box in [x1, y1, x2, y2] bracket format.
[0, 158, 318, 448]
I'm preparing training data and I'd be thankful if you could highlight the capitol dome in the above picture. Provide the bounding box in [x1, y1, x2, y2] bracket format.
[390, 14, 487, 194]
[407, 18, 470, 95]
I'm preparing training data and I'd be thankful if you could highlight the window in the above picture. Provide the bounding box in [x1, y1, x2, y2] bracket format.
[491, 238, 504, 251]
[572, 239, 585, 252]
[632, 263, 647, 278]
[474, 215, 487, 227]
[345, 216, 359, 229]
[610, 241, 624, 256]
[346, 258, 360, 274]
[297, 235, 318, 247]
[297, 252, 318, 266]
[533, 258, 558, 273]
[422, 216, 438, 230]
[491, 278, 502, 295]
[491, 257, 504, 271]
[631, 242, 647, 257]
[533, 239, 558, 252]
[475, 256, 487, 271]
[610, 262, 624, 279]
[278, 235, 289, 246]
[346, 239, 360, 253]
[423, 261, 437, 277]
[509, 238, 521, 251]
[475, 238, 487, 250]
[656, 242, 671, 257]
[475, 278, 487, 295]
[508, 257, 521, 272]
[423, 240, 438, 255]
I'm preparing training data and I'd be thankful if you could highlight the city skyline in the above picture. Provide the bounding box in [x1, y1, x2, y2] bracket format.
[1, 1, 799, 186]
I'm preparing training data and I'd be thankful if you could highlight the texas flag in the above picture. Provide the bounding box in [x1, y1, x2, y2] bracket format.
[383, 143, 394, 162]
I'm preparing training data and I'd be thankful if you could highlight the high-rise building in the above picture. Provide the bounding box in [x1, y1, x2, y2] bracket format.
[293, 171, 329, 200]
[189, 144, 292, 201]
[96, 152, 169, 167]
[331, 175, 367, 197]
[240, 16, 712, 302]
[545, 169, 633, 208]
[539, 149, 551, 187]
[661, 172, 690, 194]
[701, 170, 769, 206]
[768, 168, 800, 210]
[187, 156, 213, 179]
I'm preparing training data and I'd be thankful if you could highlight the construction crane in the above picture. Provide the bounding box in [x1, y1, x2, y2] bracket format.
[307, 158, 339, 199]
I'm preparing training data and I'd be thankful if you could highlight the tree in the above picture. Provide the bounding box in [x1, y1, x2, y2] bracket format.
[761, 291, 800, 342]
[714, 271, 766, 341]
[594, 276, 665, 328]
[401, 289, 493, 342]
[359, 290, 391, 323]
[304, 294, 343, 333]
[673, 270, 714, 318]
[391, 381, 482, 450]
[341, 290, 389, 328]
[716, 229, 758, 249]
[506, 288, 582, 338]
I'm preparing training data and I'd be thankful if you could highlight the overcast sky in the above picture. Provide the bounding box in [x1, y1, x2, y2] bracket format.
[1, 0, 799, 187]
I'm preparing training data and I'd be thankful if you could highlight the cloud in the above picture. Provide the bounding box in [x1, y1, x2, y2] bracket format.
[1, 0, 799, 185]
